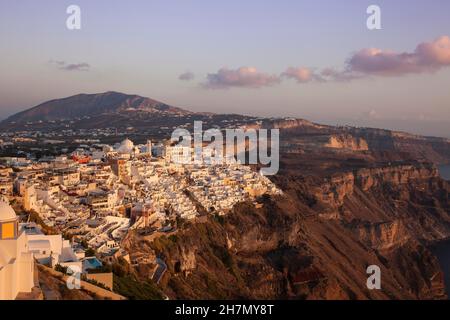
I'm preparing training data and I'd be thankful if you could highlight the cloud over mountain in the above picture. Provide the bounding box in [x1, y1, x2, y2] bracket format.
[203, 67, 280, 89]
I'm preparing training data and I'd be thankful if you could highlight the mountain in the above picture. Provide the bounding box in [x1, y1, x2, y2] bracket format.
[0, 92, 256, 140]
[3, 91, 192, 123]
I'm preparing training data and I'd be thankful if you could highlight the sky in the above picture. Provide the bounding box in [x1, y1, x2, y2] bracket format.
[0, 0, 450, 137]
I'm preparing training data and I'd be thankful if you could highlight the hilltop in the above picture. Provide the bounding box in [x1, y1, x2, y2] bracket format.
[2, 91, 192, 124]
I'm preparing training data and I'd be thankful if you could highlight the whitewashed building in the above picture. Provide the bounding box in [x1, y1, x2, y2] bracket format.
[0, 201, 35, 300]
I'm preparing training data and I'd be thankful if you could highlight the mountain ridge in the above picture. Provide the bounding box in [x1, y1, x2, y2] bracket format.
[2, 92, 450, 165]
[3, 91, 193, 123]
[3, 91, 450, 141]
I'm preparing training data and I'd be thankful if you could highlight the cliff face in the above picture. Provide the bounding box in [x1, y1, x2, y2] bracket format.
[123, 163, 449, 300]
[325, 135, 369, 151]
[348, 128, 450, 164]
[313, 164, 439, 208]
[264, 119, 450, 164]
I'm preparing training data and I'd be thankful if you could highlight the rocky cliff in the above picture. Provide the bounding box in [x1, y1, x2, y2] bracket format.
[267, 119, 450, 164]
[325, 135, 369, 151]
[123, 162, 449, 300]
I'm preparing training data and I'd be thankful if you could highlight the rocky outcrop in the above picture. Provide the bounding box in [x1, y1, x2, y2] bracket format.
[312, 164, 439, 210]
[266, 120, 450, 164]
[355, 164, 438, 191]
[313, 172, 355, 208]
[325, 135, 369, 151]
[179, 247, 197, 276]
[347, 127, 450, 164]
[356, 220, 410, 250]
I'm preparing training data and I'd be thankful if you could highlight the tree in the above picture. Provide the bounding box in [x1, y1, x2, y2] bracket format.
[85, 248, 96, 257]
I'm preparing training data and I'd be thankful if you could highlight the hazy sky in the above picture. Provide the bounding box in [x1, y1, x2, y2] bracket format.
[1, 0, 450, 137]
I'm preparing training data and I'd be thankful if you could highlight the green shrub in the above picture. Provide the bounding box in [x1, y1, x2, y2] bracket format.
[55, 264, 68, 274]
[113, 275, 163, 300]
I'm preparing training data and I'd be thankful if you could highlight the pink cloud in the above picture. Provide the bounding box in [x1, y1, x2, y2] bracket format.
[319, 68, 362, 82]
[416, 36, 450, 65]
[201, 36, 450, 89]
[282, 67, 316, 83]
[347, 36, 450, 76]
[281, 66, 361, 83]
[204, 67, 280, 89]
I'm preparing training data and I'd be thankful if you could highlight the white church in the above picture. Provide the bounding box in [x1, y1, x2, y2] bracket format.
[0, 201, 35, 300]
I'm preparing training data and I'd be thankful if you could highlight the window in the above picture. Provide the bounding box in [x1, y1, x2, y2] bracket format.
[1, 222, 15, 239]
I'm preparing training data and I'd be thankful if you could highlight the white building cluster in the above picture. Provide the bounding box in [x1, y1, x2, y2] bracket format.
[187, 165, 281, 215]
[1, 137, 282, 298]
[3, 138, 281, 228]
